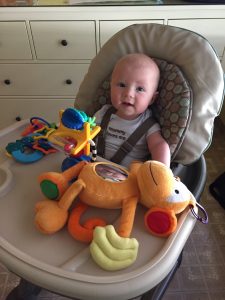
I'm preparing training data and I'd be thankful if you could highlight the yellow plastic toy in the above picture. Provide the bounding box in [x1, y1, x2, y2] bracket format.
[48, 110, 100, 156]
[34, 108, 101, 157]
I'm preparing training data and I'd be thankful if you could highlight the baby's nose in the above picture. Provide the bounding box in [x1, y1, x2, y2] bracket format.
[124, 87, 134, 98]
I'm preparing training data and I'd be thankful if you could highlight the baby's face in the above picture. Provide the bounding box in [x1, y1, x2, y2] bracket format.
[111, 57, 159, 120]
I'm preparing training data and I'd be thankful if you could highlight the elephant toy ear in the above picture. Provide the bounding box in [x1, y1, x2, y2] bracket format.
[144, 207, 177, 237]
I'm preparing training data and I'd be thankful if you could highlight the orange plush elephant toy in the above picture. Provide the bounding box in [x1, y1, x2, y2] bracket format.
[34, 160, 208, 271]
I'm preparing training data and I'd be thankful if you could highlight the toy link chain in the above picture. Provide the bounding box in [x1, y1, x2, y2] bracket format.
[190, 202, 208, 224]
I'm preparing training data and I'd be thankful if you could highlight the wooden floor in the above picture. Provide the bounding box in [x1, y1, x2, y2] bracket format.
[0, 118, 225, 300]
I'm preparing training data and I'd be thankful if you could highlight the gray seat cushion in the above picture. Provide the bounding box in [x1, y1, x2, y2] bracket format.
[75, 23, 224, 165]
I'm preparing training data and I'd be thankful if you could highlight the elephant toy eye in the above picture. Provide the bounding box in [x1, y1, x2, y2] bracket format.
[167, 181, 189, 203]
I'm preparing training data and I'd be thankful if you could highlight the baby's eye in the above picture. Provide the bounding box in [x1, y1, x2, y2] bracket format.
[136, 86, 145, 92]
[117, 82, 126, 88]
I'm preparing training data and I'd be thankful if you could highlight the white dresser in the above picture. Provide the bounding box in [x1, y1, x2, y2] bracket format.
[0, 2, 225, 128]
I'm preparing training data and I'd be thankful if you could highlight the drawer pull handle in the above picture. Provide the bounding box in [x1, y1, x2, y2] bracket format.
[66, 79, 72, 85]
[61, 39, 68, 46]
[4, 79, 11, 85]
[15, 116, 22, 122]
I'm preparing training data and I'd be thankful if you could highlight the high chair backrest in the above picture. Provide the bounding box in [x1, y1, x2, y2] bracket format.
[75, 23, 224, 165]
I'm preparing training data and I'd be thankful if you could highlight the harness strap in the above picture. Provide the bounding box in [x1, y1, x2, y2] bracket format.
[97, 106, 156, 164]
[110, 115, 156, 164]
[97, 106, 117, 158]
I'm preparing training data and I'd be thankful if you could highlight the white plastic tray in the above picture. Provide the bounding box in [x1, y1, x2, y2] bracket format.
[0, 120, 196, 300]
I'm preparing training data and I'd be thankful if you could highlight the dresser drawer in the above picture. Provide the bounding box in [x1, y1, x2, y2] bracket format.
[0, 22, 32, 60]
[0, 64, 89, 96]
[168, 19, 225, 58]
[99, 20, 164, 47]
[30, 21, 96, 60]
[0, 99, 75, 129]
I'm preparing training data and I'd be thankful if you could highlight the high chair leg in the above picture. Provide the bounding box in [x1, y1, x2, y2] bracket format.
[6, 278, 41, 300]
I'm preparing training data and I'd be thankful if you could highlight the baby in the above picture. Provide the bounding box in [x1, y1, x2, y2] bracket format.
[94, 53, 171, 168]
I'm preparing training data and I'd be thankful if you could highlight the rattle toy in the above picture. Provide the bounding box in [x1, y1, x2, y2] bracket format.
[34, 160, 208, 271]
[47, 108, 100, 157]
[6, 108, 100, 165]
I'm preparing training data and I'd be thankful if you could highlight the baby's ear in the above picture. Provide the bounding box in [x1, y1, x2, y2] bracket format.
[151, 91, 159, 104]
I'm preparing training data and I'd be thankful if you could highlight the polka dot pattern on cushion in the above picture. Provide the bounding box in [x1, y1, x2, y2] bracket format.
[153, 59, 192, 160]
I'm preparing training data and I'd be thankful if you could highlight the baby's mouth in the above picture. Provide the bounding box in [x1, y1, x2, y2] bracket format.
[122, 102, 134, 107]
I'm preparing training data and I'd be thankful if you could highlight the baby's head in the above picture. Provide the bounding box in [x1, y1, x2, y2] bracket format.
[111, 53, 160, 120]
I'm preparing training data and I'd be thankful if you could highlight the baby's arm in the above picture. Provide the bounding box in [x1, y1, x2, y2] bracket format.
[147, 131, 171, 167]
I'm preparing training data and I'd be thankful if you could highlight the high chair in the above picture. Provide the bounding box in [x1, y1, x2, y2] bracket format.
[1, 23, 224, 300]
